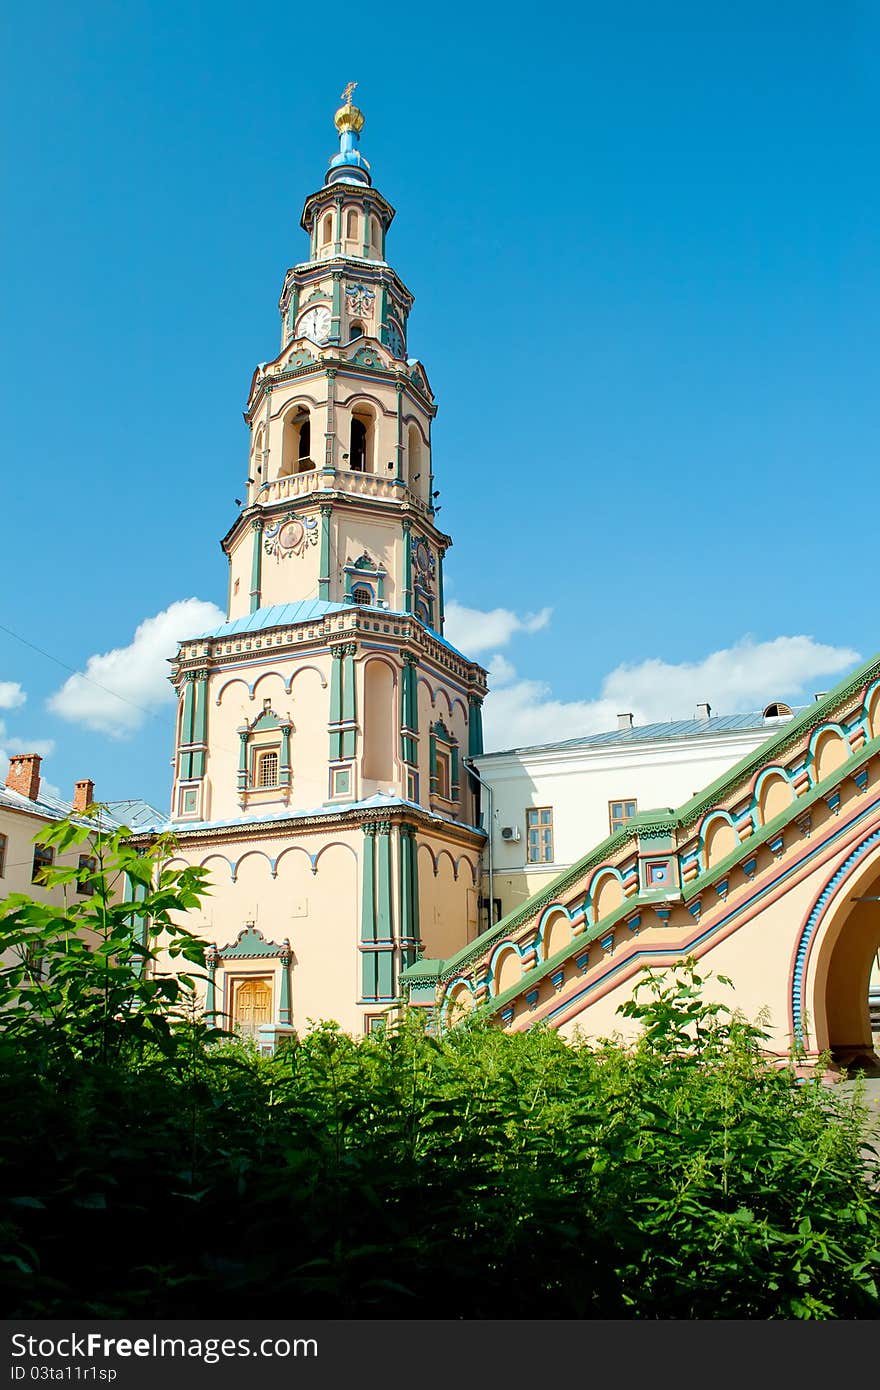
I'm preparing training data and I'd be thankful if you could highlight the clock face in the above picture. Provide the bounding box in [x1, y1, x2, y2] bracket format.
[296, 305, 331, 344]
[387, 322, 405, 358]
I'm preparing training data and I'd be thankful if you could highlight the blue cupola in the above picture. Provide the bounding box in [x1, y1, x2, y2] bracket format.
[326, 82, 372, 187]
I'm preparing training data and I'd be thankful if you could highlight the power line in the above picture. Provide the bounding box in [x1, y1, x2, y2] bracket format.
[0, 620, 163, 723]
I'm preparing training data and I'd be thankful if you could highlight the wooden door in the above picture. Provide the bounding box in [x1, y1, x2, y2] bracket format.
[234, 978, 272, 1039]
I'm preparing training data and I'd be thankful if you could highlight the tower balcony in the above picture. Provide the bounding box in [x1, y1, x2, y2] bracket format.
[255, 467, 430, 515]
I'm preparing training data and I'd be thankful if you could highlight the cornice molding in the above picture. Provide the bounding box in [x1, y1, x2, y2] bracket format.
[154, 801, 485, 852]
[220, 491, 452, 554]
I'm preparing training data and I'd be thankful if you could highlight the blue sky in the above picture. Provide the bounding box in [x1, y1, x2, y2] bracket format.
[1, 1, 878, 811]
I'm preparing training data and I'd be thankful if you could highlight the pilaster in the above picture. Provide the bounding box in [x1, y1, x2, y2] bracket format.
[342, 643, 357, 760]
[250, 517, 264, 613]
[319, 504, 332, 600]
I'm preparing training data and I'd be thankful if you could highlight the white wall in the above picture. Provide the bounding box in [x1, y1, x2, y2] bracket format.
[474, 723, 787, 916]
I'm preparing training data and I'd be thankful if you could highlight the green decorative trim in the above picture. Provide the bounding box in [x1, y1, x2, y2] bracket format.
[351, 345, 382, 367]
[249, 518, 264, 614]
[468, 696, 484, 758]
[403, 520, 413, 614]
[206, 952, 217, 1014]
[328, 648, 343, 760]
[342, 644, 357, 759]
[179, 679, 195, 781]
[437, 546, 445, 633]
[191, 674, 207, 779]
[439, 687, 880, 994]
[237, 730, 248, 792]
[219, 924, 287, 960]
[377, 823, 392, 939]
[398, 823, 420, 969]
[278, 944, 292, 1024]
[319, 505, 332, 599]
[676, 651, 880, 831]
[280, 724, 292, 786]
[331, 270, 342, 340]
[333, 198, 343, 256]
[361, 822, 377, 997]
[400, 657, 418, 764]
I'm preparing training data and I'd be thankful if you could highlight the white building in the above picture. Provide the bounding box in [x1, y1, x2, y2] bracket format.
[472, 703, 804, 924]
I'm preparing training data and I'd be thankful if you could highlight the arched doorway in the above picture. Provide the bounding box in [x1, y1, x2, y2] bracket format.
[800, 837, 880, 1070]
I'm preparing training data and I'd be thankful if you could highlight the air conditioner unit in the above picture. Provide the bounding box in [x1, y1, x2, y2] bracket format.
[500, 825, 520, 842]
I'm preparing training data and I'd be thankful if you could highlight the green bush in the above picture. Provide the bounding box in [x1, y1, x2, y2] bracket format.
[1, 817, 878, 1317]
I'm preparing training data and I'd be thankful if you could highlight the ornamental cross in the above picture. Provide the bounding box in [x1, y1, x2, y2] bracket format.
[341, 80, 358, 105]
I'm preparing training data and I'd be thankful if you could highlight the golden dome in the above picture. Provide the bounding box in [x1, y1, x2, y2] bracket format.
[334, 101, 365, 135]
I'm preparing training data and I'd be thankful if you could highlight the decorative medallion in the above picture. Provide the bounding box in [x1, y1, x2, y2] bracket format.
[346, 283, 375, 318]
[264, 511, 319, 561]
[412, 538, 435, 593]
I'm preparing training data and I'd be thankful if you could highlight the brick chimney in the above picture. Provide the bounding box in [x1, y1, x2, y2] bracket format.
[696, 702, 712, 721]
[72, 779, 95, 814]
[6, 753, 42, 801]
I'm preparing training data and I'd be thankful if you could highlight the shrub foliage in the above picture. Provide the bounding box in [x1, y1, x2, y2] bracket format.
[1, 816, 879, 1317]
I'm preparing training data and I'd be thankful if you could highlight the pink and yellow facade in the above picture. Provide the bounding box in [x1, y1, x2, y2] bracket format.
[161, 93, 487, 1039]
[410, 658, 880, 1067]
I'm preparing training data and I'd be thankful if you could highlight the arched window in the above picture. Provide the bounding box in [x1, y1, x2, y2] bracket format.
[370, 216, 381, 252]
[352, 586, 372, 606]
[251, 426, 264, 483]
[297, 417, 311, 471]
[280, 407, 312, 477]
[363, 661, 394, 781]
[407, 425, 421, 485]
[322, 214, 333, 245]
[763, 702, 793, 719]
[350, 408, 373, 472]
[349, 321, 364, 341]
[346, 208, 358, 239]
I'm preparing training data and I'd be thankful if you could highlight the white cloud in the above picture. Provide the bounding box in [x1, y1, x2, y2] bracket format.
[599, 636, 861, 720]
[487, 653, 517, 686]
[48, 598, 226, 738]
[444, 601, 551, 655]
[0, 719, 55, 777]
[0, 682, 26, 710]
[482, 632, 860, 752]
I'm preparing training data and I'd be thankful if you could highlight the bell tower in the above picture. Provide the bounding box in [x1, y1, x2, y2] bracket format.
[164, 90, 489, 1039]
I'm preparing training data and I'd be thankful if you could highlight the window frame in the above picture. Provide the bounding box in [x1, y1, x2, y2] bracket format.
[0, 832, 6, 877]
[32, 843, 54, 884]
[434, 748, 451, 800]
[609, 798, 638, 834]
[253, 748, 280, 790]
[526, 806, 554, 865]
[76, 853, 98, 896]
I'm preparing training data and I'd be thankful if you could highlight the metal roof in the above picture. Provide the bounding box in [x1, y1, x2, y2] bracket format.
[192, 600, 350, 639]
[103, 799, 167, 832]
[478, 709, 806, 760]
[0, 787, 165, 831]
[190, 601, 475, 663]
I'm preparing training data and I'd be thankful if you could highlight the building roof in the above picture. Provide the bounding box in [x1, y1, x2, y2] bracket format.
[103, 799, 168, 832]
[193, 600, 350, 638]
[478, 708, 805, 761]
[0, 784, 165, 833]
[152, 791, 482, 839]
[190, 600, 474, 662]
